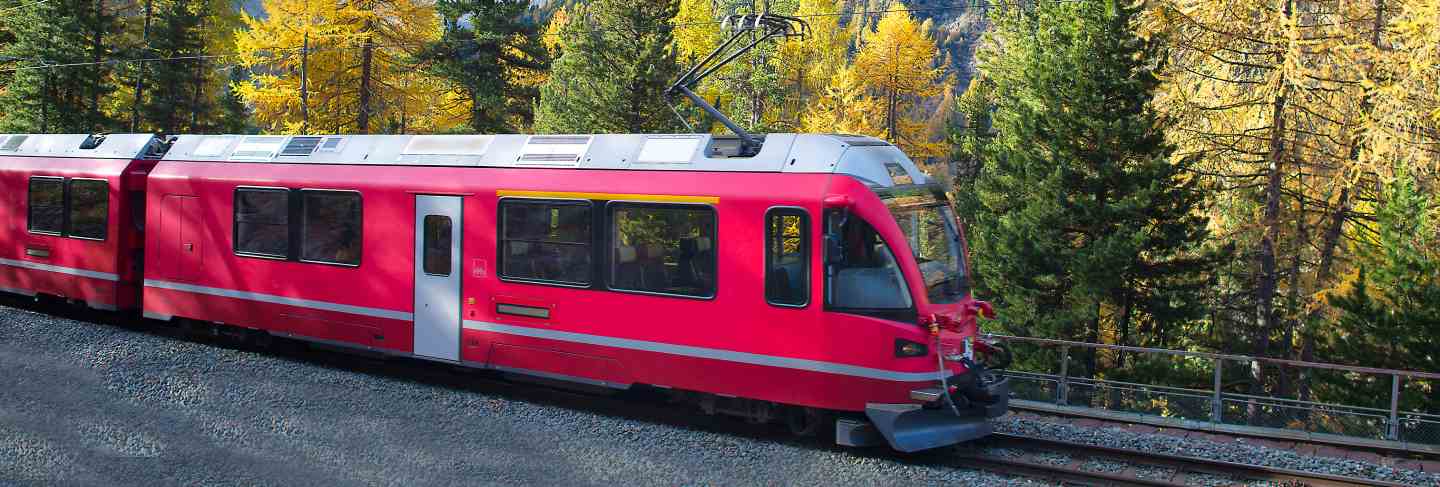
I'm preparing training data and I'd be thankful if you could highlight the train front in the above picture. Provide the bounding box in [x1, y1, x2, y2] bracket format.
[820, 141, 1010, 452]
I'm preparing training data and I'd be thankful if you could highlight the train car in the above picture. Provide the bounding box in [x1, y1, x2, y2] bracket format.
[0, 134, 165, 311]
[139, 133, 1008, 451]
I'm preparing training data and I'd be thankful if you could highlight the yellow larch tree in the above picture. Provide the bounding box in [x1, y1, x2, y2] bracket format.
[800, 65, 883, 136]
[1139, 0, 1440, 390]
[233, 0, 468, 134]
[1143, 0, 1357, 374]
[805, 8, 947, 161]
[774, 0, 850, 130]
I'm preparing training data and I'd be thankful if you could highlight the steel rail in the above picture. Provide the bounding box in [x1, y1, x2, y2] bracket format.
[961, 432, 1411, 487]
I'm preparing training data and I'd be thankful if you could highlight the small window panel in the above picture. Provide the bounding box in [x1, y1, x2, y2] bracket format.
[192, 136, 236, 157]
[499, 199, 593, 286]
[608, 203, 716, 298]
[27, 177, 65, 234]
[280, 136, 323, 157]
[316, 136, 346, 153]
[423, 215, 453, 276]
[636, 136, 701, 164]
[67, 179, 109, 240]
[300, 190, 362, 266]
[234, 188, 291, 258]
[885, 162, 913, 186]
[765, 208, 809, 307]
[229, 136, 286, 161]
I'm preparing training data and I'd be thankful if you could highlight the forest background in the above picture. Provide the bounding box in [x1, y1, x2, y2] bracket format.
[1, 0, 1437, 414]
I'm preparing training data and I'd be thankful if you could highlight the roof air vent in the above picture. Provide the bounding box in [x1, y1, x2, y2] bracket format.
[280, 136, 323, 157]
[229, 136, 286, 161]
[517, 135, 591, 167]
[1, 135, 27, 151]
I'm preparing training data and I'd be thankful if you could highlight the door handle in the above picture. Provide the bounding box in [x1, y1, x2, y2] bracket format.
[184, 243, 194, 252]
[24, 247, 50, 258]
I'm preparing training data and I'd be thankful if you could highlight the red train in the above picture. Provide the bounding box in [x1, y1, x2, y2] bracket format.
[0, 132, 1009, 452]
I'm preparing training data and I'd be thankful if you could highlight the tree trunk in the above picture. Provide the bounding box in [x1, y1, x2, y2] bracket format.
[357, 27, 375, 134]
[1253, 0, 1292, 386]
[130, 0, 153, 132]
[89, 0, 104, 130]
[188, 6, 205, 131]
[1117, 287, 1132, 368]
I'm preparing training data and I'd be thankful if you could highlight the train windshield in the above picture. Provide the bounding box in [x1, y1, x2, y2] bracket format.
[880, 187, 969, 304]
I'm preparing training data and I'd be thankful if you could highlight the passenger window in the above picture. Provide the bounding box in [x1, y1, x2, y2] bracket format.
[499, 199, 592, 285]
[27, 177, 65, 235]
[234, 188, 291, 258]
[765, 208, 809, 307]
[68, 179, 109, 240]
[609, 203, 716, 298]
[422, 215, 452, 276]
[300, 190, 362, 266]
[825, 211, 913, 311]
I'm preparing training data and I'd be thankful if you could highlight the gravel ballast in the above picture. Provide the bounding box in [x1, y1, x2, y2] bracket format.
[994, 415, 1440, 485]
[0, 302, 1050, 487]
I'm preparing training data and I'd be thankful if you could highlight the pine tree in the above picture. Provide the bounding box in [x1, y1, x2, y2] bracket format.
[421, 0, 548, 133]
[968, 0, 1221, 373]
[0, 0, 118, 132]
[1326, 171, 1440, 410]
[136, 0, 209, 134]
[533, 0, 684, 134]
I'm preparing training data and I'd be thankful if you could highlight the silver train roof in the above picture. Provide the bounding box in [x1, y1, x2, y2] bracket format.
[0, 133, 166, 160]
[162, 133, 930, 183]
[0, 133, 935, 188]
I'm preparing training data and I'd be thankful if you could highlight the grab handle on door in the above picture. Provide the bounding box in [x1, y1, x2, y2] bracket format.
[24, 247, 50, 258]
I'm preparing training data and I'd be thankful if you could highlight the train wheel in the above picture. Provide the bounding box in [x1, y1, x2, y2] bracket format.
[785, 407, 831, 437]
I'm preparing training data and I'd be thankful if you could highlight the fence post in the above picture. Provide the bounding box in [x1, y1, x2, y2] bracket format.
[1389, 374, 1402, 441]
[1212, 357, 1223, 424]
[1057, 346, 1070, 406]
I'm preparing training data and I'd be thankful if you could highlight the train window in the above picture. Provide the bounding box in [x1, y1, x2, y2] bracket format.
[824, 211, 913, 315]
[67, 179, 109, 240]
[608, 203, 716, 298]
[422, 215, 452, 276]
[27, 177, 65, 235]
[499, 199, 592, 285]
[234, 188, 291, 258]
[300, 190, 362, 266]
[765, 208, 809, 307]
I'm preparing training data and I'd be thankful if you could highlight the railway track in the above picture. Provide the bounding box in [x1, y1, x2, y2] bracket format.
[959, 433, 1403, 487]
[2, 296, 1426, 486]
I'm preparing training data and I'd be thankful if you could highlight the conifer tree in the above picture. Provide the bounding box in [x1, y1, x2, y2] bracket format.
[966, 0, 1220, 371]
[137, 0, 209, 134]
[0, 0, 118, 132]
[533, 0, 684, 134]
[421, 0, 548, 133]
[1327, 171, 1440, 388]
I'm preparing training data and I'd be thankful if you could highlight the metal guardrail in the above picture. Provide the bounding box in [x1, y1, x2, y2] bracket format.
[985, 334, 1440, 451]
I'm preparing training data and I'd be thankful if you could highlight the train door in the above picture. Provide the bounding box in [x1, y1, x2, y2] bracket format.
[413, 195, 462, 361]
[158, 195, 202, 282]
